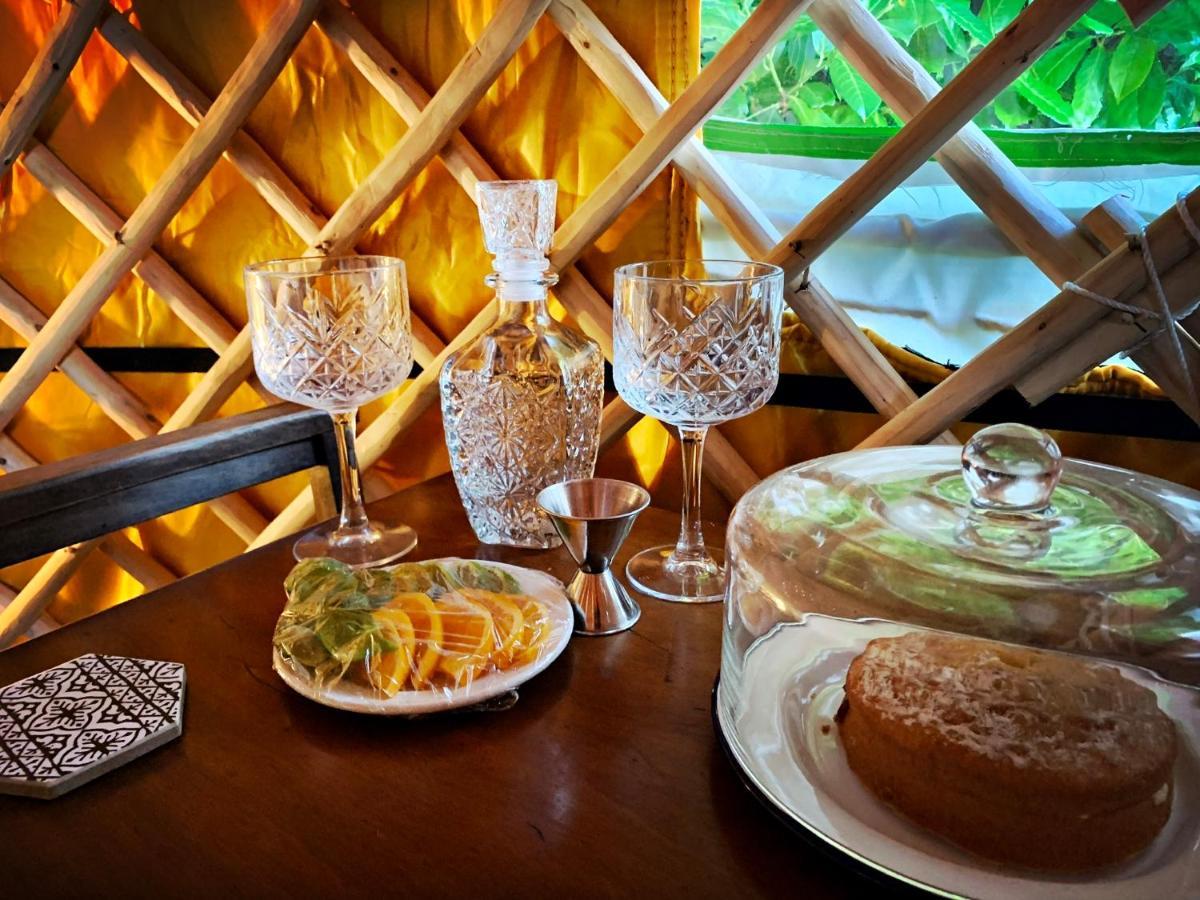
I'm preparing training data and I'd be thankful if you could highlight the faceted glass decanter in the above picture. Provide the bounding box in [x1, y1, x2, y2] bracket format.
[439, 180, 604, 548]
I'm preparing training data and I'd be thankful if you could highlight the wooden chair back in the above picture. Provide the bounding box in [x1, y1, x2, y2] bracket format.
[0, 404, 340, 570]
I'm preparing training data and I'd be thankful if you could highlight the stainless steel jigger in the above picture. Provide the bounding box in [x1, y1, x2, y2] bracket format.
[537, 478, 650, 636]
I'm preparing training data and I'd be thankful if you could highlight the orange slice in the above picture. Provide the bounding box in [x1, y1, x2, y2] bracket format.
[383, 592, 443, 687]
[460, 587, 526, 668]
[436, 593, 496, 686]
[511, 598, 549, 667]
[365, 611, 414, 697]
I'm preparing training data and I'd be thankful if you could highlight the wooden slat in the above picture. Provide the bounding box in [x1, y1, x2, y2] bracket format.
[0, 275, 162, 438]
[549, 0, 805, 272]
[0, 273, 266, 543]
[15, 131, 240, 354]
[0, 541, 101, 647]
[808, 0, 1101, 286]
[0, 433, 170, 628]
[857, 188, 1200, 448]
[91, 532, 176, 591]
[0, 579, 55, 640]
[311, 0, 554, 257]
[98, 9, 324, 246]
[1034, 198, 1200, 419]
[98, 10, 445, 364]
[0, 0, 108, 177]
[0, 0, 323, 434]
[771, 0, 1093, 279]
[549, 0, 956, 445]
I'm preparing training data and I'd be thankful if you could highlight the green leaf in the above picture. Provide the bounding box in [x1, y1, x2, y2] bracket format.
[940, 0, 992, 45]
[935, 16, 969, 59]
[982, 0, 1025, 36]
[1109, 34, 1157, 103]
[795, 80, 836, 108]
[786, 95, 832, 126]
[1104, 82, 1141, 128]
[1032, 36, 1093, 91]
[828, 54, 882, 121]
[992, 87, 1033, 127]
[1076, 14, 1114, 35]
[1014, 73, 1074, 124]
[880, 4, 921, 43]
[1138, 60, 1168, 128]
[1069, 49, 1106, 128]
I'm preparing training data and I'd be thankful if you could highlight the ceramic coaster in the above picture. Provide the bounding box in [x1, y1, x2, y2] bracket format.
[0, 654, 185, 799]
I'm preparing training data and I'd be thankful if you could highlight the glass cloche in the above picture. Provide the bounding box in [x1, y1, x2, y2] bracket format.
[719, 423, 1200, 722]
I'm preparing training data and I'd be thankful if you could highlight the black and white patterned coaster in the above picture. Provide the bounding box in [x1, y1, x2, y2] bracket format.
[0, 654, 185, 799]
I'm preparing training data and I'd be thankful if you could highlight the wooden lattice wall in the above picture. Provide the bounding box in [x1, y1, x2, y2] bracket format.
[0, 0, 1197, 646]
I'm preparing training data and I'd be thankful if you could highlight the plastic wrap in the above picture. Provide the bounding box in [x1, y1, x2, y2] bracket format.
[273, 558, 558, 703]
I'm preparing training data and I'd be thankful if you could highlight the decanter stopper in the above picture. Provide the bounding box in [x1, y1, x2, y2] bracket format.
[477, 180, 557, 297]
[962, 423, 1062, 513]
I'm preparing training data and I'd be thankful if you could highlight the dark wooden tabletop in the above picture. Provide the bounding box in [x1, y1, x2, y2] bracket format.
[0, 476, 868, 899]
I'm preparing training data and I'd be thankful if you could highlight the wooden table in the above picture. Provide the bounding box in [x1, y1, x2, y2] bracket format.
[0, 477, 866, 898]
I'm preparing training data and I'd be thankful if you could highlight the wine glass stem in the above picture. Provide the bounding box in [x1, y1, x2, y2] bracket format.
[331, 409, 371, 538]
[673, 426, 709, 564]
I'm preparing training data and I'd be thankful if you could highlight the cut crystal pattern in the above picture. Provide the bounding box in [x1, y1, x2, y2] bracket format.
[441, 179, 603, 549]
[247, 265, 412, 411]
[614, 277, 782, 428]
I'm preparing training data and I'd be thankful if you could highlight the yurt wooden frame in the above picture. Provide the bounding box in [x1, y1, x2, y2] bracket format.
[0, 0, 1196, 646]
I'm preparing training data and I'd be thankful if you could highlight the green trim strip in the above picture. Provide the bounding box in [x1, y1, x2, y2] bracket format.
[702, 119, 1200, 167]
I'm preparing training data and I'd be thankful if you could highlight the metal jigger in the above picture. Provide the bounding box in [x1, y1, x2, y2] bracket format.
[537, 478, 650, 636]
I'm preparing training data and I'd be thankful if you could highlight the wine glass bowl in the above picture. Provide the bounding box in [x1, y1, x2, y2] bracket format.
[245, 255, 416, 567]
[614, 259, 783, 602]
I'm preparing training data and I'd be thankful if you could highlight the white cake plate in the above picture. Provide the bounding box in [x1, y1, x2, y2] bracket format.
[715, 615, 1200, 899]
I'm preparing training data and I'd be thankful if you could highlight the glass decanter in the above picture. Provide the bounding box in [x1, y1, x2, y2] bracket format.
[440, 179, 604, 548]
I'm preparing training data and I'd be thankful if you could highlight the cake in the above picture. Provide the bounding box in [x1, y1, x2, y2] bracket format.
[837, 631, 1177, 871]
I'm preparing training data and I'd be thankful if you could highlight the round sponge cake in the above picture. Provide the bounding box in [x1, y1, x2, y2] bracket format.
[838, 631, 1176, 871]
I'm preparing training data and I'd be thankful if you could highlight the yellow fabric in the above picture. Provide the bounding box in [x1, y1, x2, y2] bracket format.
[0, 0, 699, 621]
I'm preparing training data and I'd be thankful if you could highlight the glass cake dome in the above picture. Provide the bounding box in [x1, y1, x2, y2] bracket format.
[719, 423, 1200, 720]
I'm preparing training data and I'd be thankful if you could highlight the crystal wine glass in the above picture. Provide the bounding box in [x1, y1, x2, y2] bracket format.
[245, 255, 416, 567]
[613, 260, 783, 602]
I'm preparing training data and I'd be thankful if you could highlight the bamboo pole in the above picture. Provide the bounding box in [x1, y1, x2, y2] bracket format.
[15, 132, 240, 354]
[92, 532, 176, 591]
[808, 0, 1101, 286]
[0, 580, 55, 639]
[0, 0, 323, 434]
[0, 540, 102, 647]
[771, 0, 1093, 279]
[1014, 198, 1200, 418]
[311, 0, 553, 257]
[98, 9, 446, 363]
[857, 188, 1200, 448]
[549, 0, 805, 272]
[0, 275, 162, 438]
[0, 0, 108, 178]
[549, 0, 957, 445]
[98, 9, 324, 246]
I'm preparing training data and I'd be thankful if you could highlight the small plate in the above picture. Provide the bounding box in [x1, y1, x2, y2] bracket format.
[273, 558, 573, 715]
[716, 615, 1200, 899]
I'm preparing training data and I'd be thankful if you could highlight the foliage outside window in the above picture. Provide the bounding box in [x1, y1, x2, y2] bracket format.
[703, 0, 1200, 150]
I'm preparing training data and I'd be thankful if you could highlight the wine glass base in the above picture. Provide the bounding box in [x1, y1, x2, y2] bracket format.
[293, 520, 417, 568]
[626, 546, 725, 603]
